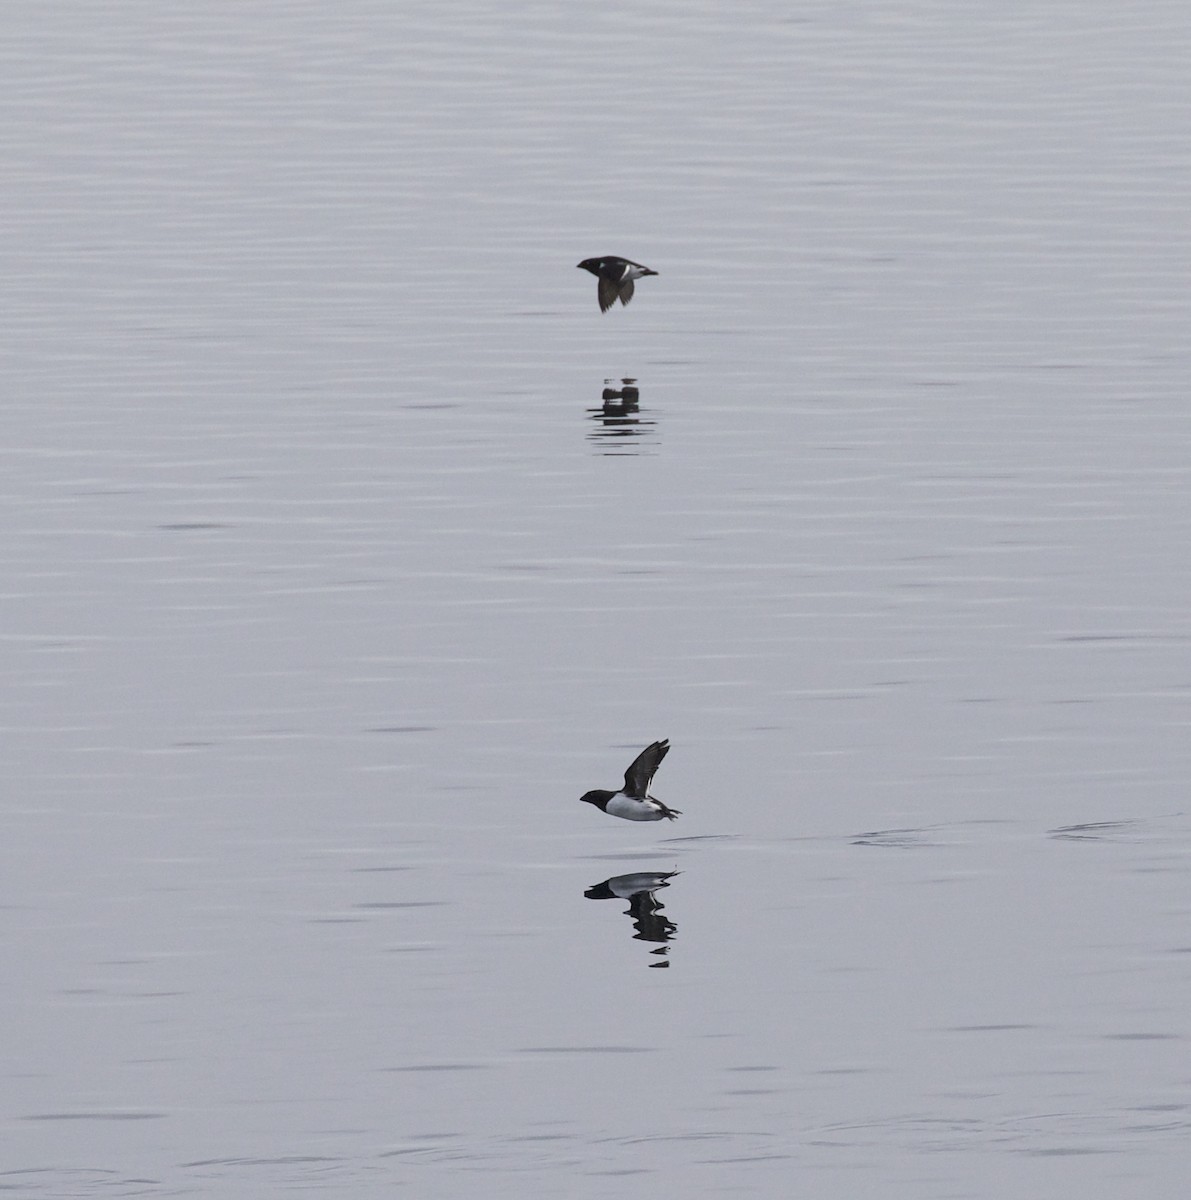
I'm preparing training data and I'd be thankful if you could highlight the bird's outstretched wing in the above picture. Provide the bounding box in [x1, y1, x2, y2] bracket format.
[623, 739, 670, 798]
[597, 278, 619, 313]
[618, 279, 635, 307]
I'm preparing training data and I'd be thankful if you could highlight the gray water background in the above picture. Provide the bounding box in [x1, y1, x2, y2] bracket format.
[3, 2, 1191, 1196]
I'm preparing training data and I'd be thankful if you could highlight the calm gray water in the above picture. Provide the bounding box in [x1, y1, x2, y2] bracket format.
[4, 3, 1191, 1197]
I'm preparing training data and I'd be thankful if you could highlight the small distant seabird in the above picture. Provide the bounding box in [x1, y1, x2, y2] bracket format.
[576, 257, 658, 313]
[580, 739, 680, 821]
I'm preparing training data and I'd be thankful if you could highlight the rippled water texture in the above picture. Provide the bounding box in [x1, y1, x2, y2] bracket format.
[3, 2, 1190, 1197]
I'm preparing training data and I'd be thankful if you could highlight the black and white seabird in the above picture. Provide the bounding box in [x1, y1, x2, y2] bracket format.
[576, 257, 658, 313]
[580, 739, 680, 821]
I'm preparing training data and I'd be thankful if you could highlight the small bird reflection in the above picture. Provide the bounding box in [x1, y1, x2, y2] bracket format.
[585, 870, 679, 967]
[587, 379, 658, 455]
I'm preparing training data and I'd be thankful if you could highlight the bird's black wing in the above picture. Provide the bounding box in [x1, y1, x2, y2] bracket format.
[618, 279, 635, 307]
[623, 739, 670, 797]
[597, 277, 618, 313]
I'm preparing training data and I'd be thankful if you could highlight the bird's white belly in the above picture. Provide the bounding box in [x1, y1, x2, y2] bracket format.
[606, 794, 664, 821]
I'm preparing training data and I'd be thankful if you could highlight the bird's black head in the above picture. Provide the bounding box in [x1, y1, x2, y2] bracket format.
[580, 789, 611, 811]
[576, 258, 600, 276]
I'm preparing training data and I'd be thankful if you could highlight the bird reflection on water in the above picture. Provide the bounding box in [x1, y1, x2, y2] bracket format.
[585, 870, 679, 967]
[587, 379, 658, 455]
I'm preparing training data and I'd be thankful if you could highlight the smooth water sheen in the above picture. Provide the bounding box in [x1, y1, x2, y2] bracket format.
[3, 3, 1190, 1197]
